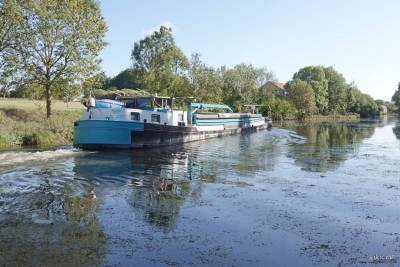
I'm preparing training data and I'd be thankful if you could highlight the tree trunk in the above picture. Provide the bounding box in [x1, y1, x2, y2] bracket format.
[46, 84, 52, 118]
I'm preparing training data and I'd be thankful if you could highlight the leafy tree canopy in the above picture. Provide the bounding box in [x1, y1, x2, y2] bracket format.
[110, 68, 141, 90]
[392, 82, 400, 113]
[1, 0, 107, 117]
[188, 53, 222, 103]
[130, 26, 189, 93]
[0, 0, 25, 87]
[346, 83, 377, 117]
[323, 66, 347, 114]
[221, 63, 276, 112]
[358, 93, 378, 118]
[293, 66, 328, 115]
[131, 26, 189, 73]
[285, 78, 316, 119]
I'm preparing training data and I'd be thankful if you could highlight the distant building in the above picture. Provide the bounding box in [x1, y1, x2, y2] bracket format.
[261, 81, 286, 98]
[377, 105, 388, 115]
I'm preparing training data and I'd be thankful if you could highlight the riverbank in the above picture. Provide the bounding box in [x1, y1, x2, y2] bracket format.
[0, 98, 363, 149]
[0, 98, 82, 149]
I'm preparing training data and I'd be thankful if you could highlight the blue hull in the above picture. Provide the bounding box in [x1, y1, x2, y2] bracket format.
[73, 119, 271, 150]
[73, 120, 143, 148]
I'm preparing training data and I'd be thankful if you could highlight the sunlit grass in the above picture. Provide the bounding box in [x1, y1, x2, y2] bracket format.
[0, 98, 83, 149]
[0, 98, 83, 111]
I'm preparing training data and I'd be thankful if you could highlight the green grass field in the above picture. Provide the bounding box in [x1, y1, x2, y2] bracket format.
[0, 98, 84, 149]
[0, 98, 83, 111]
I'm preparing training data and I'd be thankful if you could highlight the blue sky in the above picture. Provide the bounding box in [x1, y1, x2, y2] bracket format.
[100, 0, 400, 101]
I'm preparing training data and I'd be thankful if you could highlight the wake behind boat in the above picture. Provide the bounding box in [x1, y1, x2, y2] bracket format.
[73, 94, 272, 149]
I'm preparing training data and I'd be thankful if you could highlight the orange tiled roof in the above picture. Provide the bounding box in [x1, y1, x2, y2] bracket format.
[270, 81, 285, 90]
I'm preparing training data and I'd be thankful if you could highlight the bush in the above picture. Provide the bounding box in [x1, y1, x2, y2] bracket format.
[21, 132, 39, 146]
[262, 97, 297, 121]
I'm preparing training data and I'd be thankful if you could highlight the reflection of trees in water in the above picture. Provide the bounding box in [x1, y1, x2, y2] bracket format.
[180, 133, 280, 181]
[393, 125, 400, 139]
[127, 156, 203, 233]
[236, 133, 280, 175]
[129, 187, 187, 232]
[125, 133, 282, 232]
[0, 193, 106, 266]
[0, 160, 106, 266]
[290, 122, 375, 172]
[72, 147, 205, 233]
[72, 133, 282, 232]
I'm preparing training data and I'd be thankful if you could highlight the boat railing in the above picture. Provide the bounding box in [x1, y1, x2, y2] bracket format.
[188, 103, 234, 125]
[189, 103, 233, 115]
[243, 104, 263, 114]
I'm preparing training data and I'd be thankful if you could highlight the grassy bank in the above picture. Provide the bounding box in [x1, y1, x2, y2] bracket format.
[0, 98, 83, 149]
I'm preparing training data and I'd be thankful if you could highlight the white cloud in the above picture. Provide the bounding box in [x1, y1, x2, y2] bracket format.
[142, 21, 178, 37]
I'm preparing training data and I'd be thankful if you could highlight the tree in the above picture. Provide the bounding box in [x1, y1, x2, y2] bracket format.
[220, 64, 275, 112]
[293, 66, 329, 115]
[358, 93, 378, 118]
[5, 0, 107, 118]
[131, 26, 189, 93]
[392, 82, 400, 113]
[232, 64, 259, 108]
[346, 81, 358, 113]
[0, 0, 24, 91]
[261, 87, 296, 121]
[222, 67, 243, 111]
[347, 83, 377, 117]
[254, 67, 276, 89]
[0, 0, 20, 69]
[110, 68, 140, 90]
[323, 66, 347, 114]
[285, 79, 316, 119]
[83, 71, 112, 92]
[188, 53, 222, 103]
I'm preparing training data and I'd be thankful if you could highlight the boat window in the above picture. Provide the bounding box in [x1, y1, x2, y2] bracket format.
[151, 114, 160, 123]
[154, 98, 172, 109]
[125, 101, 136, 108]
[130, 112, 140, 121]
[137, 98, 152, 109]
[154, 98, 163, 108]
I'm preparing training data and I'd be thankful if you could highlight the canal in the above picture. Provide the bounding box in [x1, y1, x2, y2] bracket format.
[0, 116, 399, 266]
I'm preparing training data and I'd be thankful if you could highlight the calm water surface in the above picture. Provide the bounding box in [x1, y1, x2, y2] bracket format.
[1, 116, 400, 266]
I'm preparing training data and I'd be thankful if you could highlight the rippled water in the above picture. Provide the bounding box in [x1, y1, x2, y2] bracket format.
[1, 116, 400, 266]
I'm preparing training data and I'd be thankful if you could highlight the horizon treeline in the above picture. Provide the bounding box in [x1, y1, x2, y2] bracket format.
[88, 26, 388, 119]
[1, 1, 398, 119]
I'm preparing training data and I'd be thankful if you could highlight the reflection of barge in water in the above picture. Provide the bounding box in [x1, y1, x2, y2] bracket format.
[73, 94, 272, 149]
